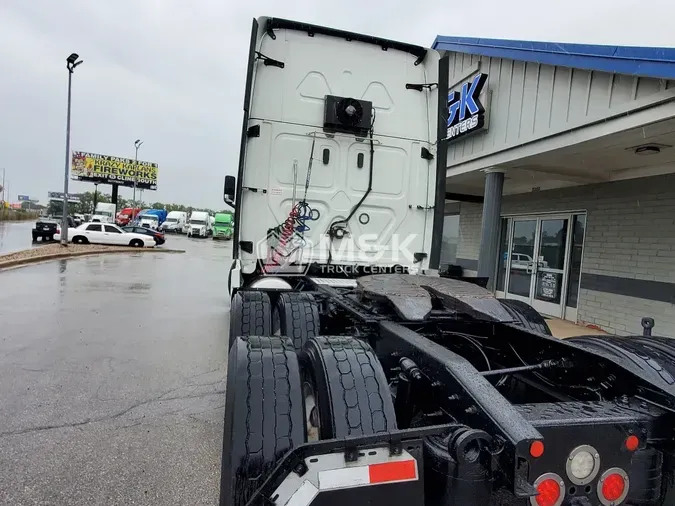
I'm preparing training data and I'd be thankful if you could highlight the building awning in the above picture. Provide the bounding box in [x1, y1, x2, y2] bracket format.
[432, 36, 675, 81]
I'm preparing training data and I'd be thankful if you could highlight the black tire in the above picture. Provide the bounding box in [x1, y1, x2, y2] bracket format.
[73, 236, 88, 244]
[32, 233, 38, 242]
[220, 336, 305, 506]
[229, 291, 272, 348]
[273, 292, 320, 350]
[304, 336, 397, 438]
[129, 239, 143, 247]
[498, 298, 552, 335]
[47, 234, 54, 242]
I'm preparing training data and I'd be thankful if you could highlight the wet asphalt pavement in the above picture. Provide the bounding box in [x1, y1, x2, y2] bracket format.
[0, 220, 46, 255]
[0, 234, 232, 505]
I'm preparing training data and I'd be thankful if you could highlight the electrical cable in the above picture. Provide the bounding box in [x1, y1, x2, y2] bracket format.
[457, 334, 491, 371]
[509, 342, 602, 399]
[327, 109, 376, 265]
[266, 137, 320, 267]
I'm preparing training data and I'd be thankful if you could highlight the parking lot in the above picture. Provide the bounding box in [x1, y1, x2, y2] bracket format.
[0, 221, 41, 255]
[0, 232, 231, 505]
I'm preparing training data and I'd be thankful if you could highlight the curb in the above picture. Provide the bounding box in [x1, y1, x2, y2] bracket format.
[0, 247, 185, 272]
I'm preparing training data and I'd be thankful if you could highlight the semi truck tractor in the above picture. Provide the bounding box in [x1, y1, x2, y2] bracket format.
[187, 211, 211, 238]
[137, 209, 167, 230]
[219, 17, 675, 506]
[115, 207, 141, 226]
[161, 211, 188, 233]
[212, 213, 233, 240]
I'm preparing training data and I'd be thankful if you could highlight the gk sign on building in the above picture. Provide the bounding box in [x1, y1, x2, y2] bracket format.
[446, 73, 489, 141]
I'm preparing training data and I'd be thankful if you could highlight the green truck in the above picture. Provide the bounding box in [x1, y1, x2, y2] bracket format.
[212, 212, 233, 240]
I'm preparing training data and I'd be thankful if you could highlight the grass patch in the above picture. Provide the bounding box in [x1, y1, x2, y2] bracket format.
[0, 209, 40, 222]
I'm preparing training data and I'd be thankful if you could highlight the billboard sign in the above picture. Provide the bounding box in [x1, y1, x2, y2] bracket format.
[48, 191, 82, 203]
[18, 194, 30, 201]
[71, 151, 158, 190]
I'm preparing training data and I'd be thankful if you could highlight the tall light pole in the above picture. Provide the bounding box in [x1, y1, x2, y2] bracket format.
[132, 139, 143, 206]
[61, 53, 83, 246]
[1, 168, 5, 204]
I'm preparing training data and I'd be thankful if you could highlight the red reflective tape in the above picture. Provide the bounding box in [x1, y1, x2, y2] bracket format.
[368, 460, 417, 484]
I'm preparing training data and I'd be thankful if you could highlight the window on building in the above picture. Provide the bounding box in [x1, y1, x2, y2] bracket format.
[565, 214, 586, 308]
[440, 214, 459, 267]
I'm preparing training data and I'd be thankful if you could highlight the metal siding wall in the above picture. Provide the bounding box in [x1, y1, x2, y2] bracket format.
[446, 54, 673, 166]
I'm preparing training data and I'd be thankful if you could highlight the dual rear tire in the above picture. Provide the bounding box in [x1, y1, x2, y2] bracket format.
[222, 291, 396, 506]
[228, 291, 320, 350]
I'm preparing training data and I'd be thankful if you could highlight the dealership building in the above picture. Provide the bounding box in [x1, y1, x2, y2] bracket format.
[433, 37, 675, 336]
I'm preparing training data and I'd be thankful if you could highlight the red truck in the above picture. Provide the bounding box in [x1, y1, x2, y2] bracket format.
[115, 207, 141, 226]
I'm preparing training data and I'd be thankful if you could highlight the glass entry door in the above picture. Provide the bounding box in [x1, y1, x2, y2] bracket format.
[506, 219, 537, 302]
[504, 216, 571, 318]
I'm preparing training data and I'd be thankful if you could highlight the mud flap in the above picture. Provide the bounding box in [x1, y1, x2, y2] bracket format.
[244, 429, 437, 506]
[228, 259, 242, 295]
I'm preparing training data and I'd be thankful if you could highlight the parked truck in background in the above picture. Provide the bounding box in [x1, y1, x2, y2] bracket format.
[91, 202, 116, 223]
[218, 17, 675, 506]
[116, 207, 142, 226]
[137, 209, 167, 230]
[212, 213, 233, 240]
[187, 211, 211, 238]
[161, 211, 188, 233]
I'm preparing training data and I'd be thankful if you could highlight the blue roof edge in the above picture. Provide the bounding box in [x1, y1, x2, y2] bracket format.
[433, 36, 675, 80]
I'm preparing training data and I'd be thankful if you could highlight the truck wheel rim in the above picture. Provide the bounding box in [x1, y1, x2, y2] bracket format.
[303, 381, 320, 442]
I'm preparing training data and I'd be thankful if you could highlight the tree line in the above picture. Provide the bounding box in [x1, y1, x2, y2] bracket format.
[46, 191, 232, 217]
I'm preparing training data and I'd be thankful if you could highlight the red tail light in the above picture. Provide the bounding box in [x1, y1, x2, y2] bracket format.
[529, 440, 545, 458]
[530, 473, 564, 506]
[625, 435, 639, 452]
[598, 468, 628, 505]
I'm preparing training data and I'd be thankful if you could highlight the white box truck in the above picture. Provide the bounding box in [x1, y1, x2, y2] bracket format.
[92, 203, 116, 223]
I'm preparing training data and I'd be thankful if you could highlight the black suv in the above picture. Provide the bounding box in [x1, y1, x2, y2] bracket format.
[32, 216, 75, 242]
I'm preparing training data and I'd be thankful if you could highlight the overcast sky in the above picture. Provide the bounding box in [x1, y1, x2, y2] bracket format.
[1, 0, 673, 210]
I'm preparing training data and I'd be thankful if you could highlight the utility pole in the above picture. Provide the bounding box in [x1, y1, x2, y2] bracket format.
[1, 168, 5, 204]
[61, 53, 83, 245]
[93, 183, 99, 214]
[132, 139, 143, 206]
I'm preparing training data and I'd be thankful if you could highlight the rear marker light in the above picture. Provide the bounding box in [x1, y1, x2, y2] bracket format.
[530, 440, 545, 458]
[625, 435, 639, 452]
[597, 467, 629, 506]
[530, 472, 564, 506]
